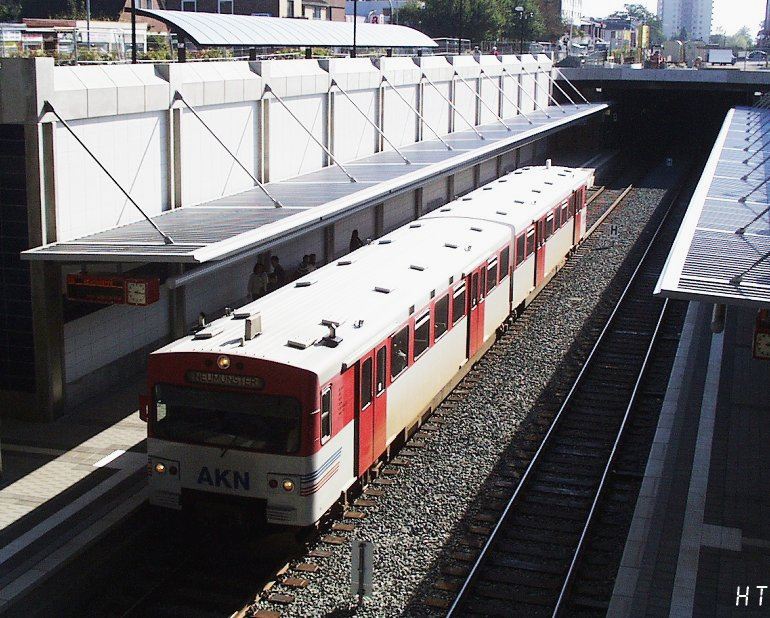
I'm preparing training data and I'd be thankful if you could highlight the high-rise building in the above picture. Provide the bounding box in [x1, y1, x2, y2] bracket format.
[657, 0, 713, 41]
[560, 0, 583, 26]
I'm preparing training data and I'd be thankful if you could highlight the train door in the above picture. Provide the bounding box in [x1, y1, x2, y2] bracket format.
[355, 351, 375, 477]
[535, 218, 546, 285]
[572, 191, 582, 245]
[372, 344, 387, 461]
[467, 266, 486, 357]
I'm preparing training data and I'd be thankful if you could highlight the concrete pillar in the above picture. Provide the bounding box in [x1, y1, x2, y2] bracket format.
[473, 164, 481, 189]
[169, 265, 187, 340]
[27, 122, 65, 420]
[448, 174, 456, 200]
[416, 82, 423, 142]
[414, 187, 423, 220]
[323, 224, 335, 263]
[171, 107, 182, 208]
[260, 98, 270, 183]
[326, 90, 334, 167]
[374, 203, 384, 237]
[475, 76, 482, 126]
[377, 83, 384, 153]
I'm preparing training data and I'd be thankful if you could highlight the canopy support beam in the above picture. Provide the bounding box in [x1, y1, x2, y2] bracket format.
[422, 73, 484, 139]
[454, 72, 511, 131]
[41, 101, 174, 245]
[381, 75, 453, 150]
[174, 91, 283, 207]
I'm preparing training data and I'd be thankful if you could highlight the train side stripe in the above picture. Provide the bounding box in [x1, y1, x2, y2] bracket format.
[300, 462, 340, 496]
[300, 447, 342, 483]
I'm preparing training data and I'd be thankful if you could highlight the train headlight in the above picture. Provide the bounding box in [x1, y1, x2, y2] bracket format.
[154, 462, 166, 474]
[282, 479, 295, 492]
[216, 355, 231, 370]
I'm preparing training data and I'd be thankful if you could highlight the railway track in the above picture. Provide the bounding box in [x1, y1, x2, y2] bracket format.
[444, 177, 690, 617]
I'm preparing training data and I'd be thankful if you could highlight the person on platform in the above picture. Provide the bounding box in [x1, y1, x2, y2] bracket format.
[266, 272, 279, 294]
[247, 262, 268, 301]
[270, 255, 286, 286]
[307, 253, 317, 272]
[349, 229, 365, 252]
[295, 255, 311, 279]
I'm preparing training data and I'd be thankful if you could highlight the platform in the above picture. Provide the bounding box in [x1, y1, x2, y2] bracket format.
[0, 382, 146, 612]
[609, 301, 770, 616]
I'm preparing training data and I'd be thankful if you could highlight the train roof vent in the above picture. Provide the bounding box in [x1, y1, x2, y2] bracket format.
[496, 210, 507, 215]
[295, 279, 317, 288]
[409, 264, 426, 271]
[287, 335, 317, 350]
[337, 258, 355, 266]
[499, 178, 508, 182]
[232, 310, 252, 319]
[461, 197, 472, 201]
[558, 172, 567, 177]
[482, 186, 493, 191]
[532, 189, 541, 193]
[544, 181, 553, 185]
[378, 239, 392, 245]
[409, 223, 421, 228]
[514, 170, 523, 174]
[444, 242, 458, 249]
[440, 207, 451, 212]
[514, 199, 525, 204]
[193, 327, 223, 340]
[470, 227, 483, 232]
[374, 285, 393, 294]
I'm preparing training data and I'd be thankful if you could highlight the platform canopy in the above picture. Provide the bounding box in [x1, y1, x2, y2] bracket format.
[22, 104, 607, 266]
[133, 9, 438, 49]
[656, 106, 770, 307]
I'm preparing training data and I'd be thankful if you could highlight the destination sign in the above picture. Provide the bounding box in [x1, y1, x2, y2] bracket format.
[185, 371, 264, 389]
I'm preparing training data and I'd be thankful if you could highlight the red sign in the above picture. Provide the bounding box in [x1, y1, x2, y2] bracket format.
[66, 273, 160, 306]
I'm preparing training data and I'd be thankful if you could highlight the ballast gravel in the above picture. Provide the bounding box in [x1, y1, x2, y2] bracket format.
[248, 169, 677, 618]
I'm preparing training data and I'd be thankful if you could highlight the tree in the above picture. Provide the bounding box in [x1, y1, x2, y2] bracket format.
[725, 26, 753, 50]
[624, 3, 663, 45]
[0, 1, 21, 21]
[501, 0, 546, 44]
[399, 0, 504, 45]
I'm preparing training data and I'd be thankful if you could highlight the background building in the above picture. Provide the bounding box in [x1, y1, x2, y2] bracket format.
[560, 0, 583, 26]
[658, 0, 712, 41]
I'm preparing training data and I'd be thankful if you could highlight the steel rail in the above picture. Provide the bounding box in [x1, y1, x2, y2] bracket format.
[585, 184, 633, 237]
[585, 185, 606, 205]
[41, 101, 175, 245]
[447, 180, 681, 617]
[264, 85, 358, 183]
[552, 297, 669, 617]
[174, 92, 283, 208]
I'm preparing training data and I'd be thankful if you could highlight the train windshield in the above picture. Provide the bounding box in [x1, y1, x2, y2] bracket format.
[152, 384, 301, 454]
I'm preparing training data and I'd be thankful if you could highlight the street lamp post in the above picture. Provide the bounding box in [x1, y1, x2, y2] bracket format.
[352, 0, 358, 57]
[514, 6, 532, 56]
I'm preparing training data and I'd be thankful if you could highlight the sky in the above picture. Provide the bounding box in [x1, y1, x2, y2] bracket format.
[581, 0, 766, 35]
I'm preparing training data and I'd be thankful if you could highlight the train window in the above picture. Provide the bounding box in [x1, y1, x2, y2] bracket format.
[321, 386, 332, 442]
[153, 384, 302, 455]
[500, 247, 510, 281]
[471, 274, 479, 308]
[391, 326, 409, 379]
[546, 214, 554, 239]
[452, 284, 466, 324]
[516, 235, 526, 265]
[414, 312, 431, 359]
[487, 258, 498, 293]
[361, 358, 373, 410]
[376, 347, 386, 394]
[554, 206, 561, 228]
[561, 202, 569, 223]
[434, 295, 449, 340]
[526, 230, 535, 256]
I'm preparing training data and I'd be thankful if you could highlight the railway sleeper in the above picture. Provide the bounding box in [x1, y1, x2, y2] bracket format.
[487, 553, 564, 576]
[529, 481, 596, 498]
[475, 580, 559, 606]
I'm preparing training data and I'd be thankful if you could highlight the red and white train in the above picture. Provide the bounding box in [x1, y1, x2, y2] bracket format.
[141, 162, 594, 526]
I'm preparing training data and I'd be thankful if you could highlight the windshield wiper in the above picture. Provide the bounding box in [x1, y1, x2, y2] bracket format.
[220, 433, 240, 458]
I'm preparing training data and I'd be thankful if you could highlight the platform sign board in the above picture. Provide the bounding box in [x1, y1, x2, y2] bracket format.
[350, 538, 373, 602]
[66, 273, 160, 306]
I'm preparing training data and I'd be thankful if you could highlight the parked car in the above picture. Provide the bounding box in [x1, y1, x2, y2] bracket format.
[748, 50, 767, 61]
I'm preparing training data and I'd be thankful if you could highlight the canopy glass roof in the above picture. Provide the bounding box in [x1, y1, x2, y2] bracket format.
[134, 9, 438, 48]
[656, 106, 770, 307]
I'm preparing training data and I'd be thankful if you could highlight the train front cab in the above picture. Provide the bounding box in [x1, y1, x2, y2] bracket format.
[142, 353, 348, 527]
